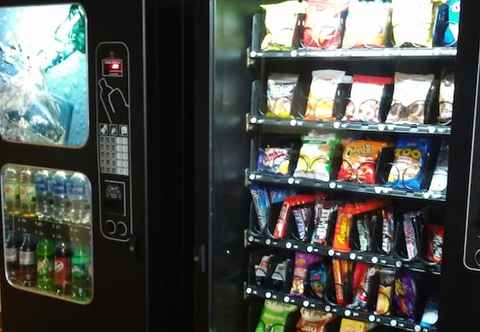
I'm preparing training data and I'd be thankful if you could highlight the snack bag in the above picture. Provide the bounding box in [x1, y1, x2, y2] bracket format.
[339, 319, 373, 332]
[429, 140, 449, 193]
[294, 133, 340, 181]
[438, 73, 454, 125]
[258, 147, 291, 176]
[261, 1, 306, 51]
[392, 0, 435, 47]
[386, 73, 435, 125]
[425, 224, 445, 264]
[274, 195, 317, 239]
[310, 263, 328, 299]
[305, 70, 350, 121]
[349, 263, 378, 310]
[387, 138, 432, 190]
[255, 300, 298, 332]
[296, 308, 335, 332]
[337, 140, 388, 184]
[343, 75, 393, 123]
[302, 0, 350, 49]
[375, 268, 395, 315]
[291, 252, 322, 296]
[342, 0, 391, 48]
[266, 74, 300, 119]
[394, 271, 417, 321]
[251, 185, 271, 233]
[444, 0, 460, 46]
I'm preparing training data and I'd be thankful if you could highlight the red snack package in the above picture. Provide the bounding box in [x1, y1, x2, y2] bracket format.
[426, 224, 445, 264]
[333, 205, 354, 252]
[332, 259, 353, 306]
[349, 263, 377, 310]
[337, 140, 388, 184]
[273, 195, 317, 239]
[296, 308, 335, 332]
[291, 252, 322, 296]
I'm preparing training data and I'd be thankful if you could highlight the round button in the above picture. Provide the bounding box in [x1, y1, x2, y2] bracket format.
[117, 222, 129, 236]
[105, 220, 116, 235]
[474, 249, 480, 266]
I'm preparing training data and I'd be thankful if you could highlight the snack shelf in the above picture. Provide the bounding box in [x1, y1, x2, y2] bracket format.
[244, 285, 437, 332]
[247, 114, 451, 136]
[246, 233, 441, 275]
[249, 47, 456, 60]
[247, 171, 447, 202]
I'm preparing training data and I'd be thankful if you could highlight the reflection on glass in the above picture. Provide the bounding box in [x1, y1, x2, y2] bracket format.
[2, 164, 93, 304]
[0, 4, 88, 147]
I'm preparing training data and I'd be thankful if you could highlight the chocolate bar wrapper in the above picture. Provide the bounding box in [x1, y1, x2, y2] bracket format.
[403, 213, 418, 260]
[311, 202, 335, 245]
[272, 259, 291, 291]
[394, 271, 417, 321]
[310, 263, 328, 299]
[420, 294, 439, 328]
[291, 252, 322, 296]
[296, 308, 334, 332]
[426, 224, 445, 264]
[251, 185, 271, 233]
[375, 268, 395, 315]
[255, 255, 273, 285]
[293, 206, 313, 242]
[273, 200, 293, 239]
[333, 259, 352, 306]
[357, 216, 370, 252]
[381, 209, 395, 255]
[333, 209, 353, 252]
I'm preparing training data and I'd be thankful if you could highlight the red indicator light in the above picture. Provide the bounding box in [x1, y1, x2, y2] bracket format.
[102, 58, 123, 77]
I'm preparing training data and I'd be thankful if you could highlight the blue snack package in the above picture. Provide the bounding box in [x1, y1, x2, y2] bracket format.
[269, 188, 296, 204]
[387, 138, 432, 190]
[250, 185, 271, 233]
[394, 271, 417, 321]
[444, 0, 460, 47]
[420, 294, 439, 328]
[257, 147, 291, 176]
[309, 263, 328, 299]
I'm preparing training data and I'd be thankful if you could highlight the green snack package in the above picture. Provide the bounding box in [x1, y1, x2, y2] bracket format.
[255, 300, 298, 332]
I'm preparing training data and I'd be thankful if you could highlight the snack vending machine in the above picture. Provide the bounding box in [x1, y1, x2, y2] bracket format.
[192, 0, 480, 332]
[0, 1, 184, 332]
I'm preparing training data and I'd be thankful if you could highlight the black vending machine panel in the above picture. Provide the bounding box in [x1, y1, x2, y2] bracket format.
[96, 42, 132, 242]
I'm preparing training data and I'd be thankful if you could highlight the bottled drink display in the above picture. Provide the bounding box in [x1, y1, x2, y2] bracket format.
[2, 165, 93, 304]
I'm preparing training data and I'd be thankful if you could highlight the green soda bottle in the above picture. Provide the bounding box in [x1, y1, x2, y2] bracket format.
[71, 243, 91, 302]
[36, 237, 55, 292]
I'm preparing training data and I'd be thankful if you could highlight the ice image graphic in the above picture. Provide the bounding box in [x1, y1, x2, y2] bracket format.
[0, 4, 88, 147]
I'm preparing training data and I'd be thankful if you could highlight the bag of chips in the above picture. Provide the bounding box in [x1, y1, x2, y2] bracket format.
[266, 74, 300, 119]
[429, 140, 449, 193]
[296, 308, 335, 332]
[438, 73, 454, 125]
[255, 300, 298, 332]
[387, 138, 432, 190]
[343, 75, 393, 123]
[291, 252, 322, 296]
[342, 0, 391, 48]
[375, 268, 395, 315]
[337, 140, 388, 184]
[258, 147, 292, 176]
[310, 263, 329, 299]
[391, 0, 435, 47]
[339, 319, 374, 332]
[425, 224, 445, 264]
[444, 0, 460, 47]
[261, 1, 306, 51]
[306, 70, 351, 121]
[386, 73, 435, 125]
[302, 0, 350, 49]
[394, 271, 417, 321]
[294, 133, 340, 181]
[349, 263, 378, 310]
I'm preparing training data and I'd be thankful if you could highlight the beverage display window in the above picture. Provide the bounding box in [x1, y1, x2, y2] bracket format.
[0, 4, 89, 147]
[2, 164, 93, 304]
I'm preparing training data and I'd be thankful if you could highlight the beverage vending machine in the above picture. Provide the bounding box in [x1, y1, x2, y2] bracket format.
[192, 0, 480, 332]
[0, 1, 185, 332]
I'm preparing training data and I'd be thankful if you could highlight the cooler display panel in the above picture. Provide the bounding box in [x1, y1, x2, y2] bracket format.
[1, 165, 93, 304]
[0, 4, 88, 147]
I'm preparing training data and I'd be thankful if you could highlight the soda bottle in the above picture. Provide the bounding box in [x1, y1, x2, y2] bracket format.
[71, 242, 91, 302]
[19, 168, 36, 218]
[52, 171, 68, 223]
[67, 173, 91, 225]
[36, 237, 55, 292]
[5, 228, 19, 283]
[34, 170, 51, 220]
[18, 233, 37, 287]
[54, 238, 72, 296]
[3, 167, 20, 215]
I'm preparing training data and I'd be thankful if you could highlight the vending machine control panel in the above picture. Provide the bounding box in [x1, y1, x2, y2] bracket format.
[96, 42, 132, 242]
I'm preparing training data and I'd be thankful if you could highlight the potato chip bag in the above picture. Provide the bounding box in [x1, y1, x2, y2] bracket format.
[255, 300, 298, 332]
[261, 1, 306, 51]
[387, 138, 432, 190]
[294, 133, 340, 181]
[339, 319, 373, 332]
[337, 140, 388, 184]
[392, 0, 435, 47]
[394, 271, 417, 321]
[296, 308, 334, 332]
[258, 147, 291, 176]
[266, 74, 299, 119]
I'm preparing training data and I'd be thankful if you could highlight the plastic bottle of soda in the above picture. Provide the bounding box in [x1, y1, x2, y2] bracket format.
[19, 168, 36, 218]
[52, 171, 68, 223]
[34, 170, 51, 220]
[54, 237, 72, 296]
[71, 242, 91, 302]
[5, 229, 19, 283]
[36, 236, 55, 292]
[67, 173, 91, 225]
[4, 167, 20, 216]
[18, 233, 37, 287]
